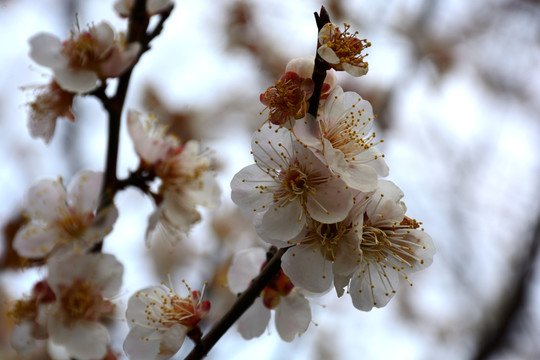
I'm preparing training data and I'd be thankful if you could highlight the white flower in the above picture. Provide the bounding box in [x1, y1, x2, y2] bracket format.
[13, 170, 118, 258]
[114, 0, 172, 18]
[346, 180, 435, 311]
[29, 21, 140, 93]
[231, 124, 353, 245]
[26, 80, 75, 144]
[317, 23, 371, 77]
[227, 248, 311, 342]
[295, 85, 389, 192]
[280, 191, 369, 294]
[127, 110, 221, 246]
[46, 252, 123, 359]
[124, 281, 210, 359]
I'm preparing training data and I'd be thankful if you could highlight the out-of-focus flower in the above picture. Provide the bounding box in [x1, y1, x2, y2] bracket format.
[260, 71, 313, 127]
[280, 192, 369, 294]
[230, 123, 353, 245]
[8, 280, 56, 354]
[345, 180, 435, 311]
[26, 80, 75, 144]
[317, 23, 371, 77]
[29, 21, 140, 93]
[114, 0, 172, 18]
[227, 248, 311, 342]
[295, 86, 388, 192]
[285, 56, 337, 100]
[46, 252, 123, 359]
[13, 170, 118, 258]
[124, 280, 210, 360]
[127, 110, 221, 246]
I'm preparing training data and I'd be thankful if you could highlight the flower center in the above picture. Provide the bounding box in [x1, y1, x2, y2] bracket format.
[323, 23, 371, 69]
[316, 222, 350, 261]
[58, 212, 88, 238]
[62, 31, 108, 71]
[58, 279, 113, 323]
[261, 269, 294, 309]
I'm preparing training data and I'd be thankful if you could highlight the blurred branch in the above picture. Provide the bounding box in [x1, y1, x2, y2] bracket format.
[472, 208, 540, 360]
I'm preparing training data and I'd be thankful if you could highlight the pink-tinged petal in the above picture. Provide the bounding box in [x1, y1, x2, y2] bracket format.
[67, 170, 103, 214]
[28, 109, 56, 144]
[54, 68, 98, 93]
[285, 56, 315, 78]
[274, 293, 311, 342]
[13, 224, 60, 258]
[281, 244, 333, 293]
[231, 164, 275, 212]
[306, 177, 352, 224]
[237, 297, 270, 340]
[26, 178, 67, 221]
[48, 317, 109, 359]
[100, 42, 140, 77]
[349, 261, 400, 311]
[318, 45, 340, 64]
[227, 247, 266, 294]
[28, 33, 66, 68]
[258, 201, 305, 243]
[343, 61, 369, 77]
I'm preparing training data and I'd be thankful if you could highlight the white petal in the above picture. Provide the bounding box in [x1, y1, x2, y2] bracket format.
[307, 176, 352, 224]
[349, 261, 400, 311]
[366, 180, 406, 223]
[258, 201, 305, 243]
[333, 273, 351, 297]
[13, 224, 61, 258]
[91, 22, 115, 47]
[227, 247, 266, 294]
[343, 62, 368, 77]
[26, 178, 67, 221]
[281, 244, 333, 293]
[250, 125, 293, 170]
[67, 170, 103, 214]
[48, 317, 109, 360]
[317, 46, 340, 64]
[333, 233, 361, 276]
[124, 324, 183, 360]
[237, 297, 270, 340]
[28, 33, 66, 68]
[54, 68, 98, 93]
[11, 322, 37, 354]
[230, 164, 274, 212]
[274, 293, 311, 342]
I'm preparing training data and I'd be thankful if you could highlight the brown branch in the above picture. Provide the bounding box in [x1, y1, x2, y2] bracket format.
[184, 246, 289, 360]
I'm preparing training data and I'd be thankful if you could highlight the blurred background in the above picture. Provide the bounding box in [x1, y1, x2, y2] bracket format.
[1, 0, 539, 359]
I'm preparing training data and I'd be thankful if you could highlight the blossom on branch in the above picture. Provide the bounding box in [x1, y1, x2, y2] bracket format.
[13, 170, 118, 259]
[124, 280, 210, 359]
[284, 56, 337, 100]
[230, 123, 353, 245]
[294, 85, 388, 192]
[127, 110, 221, 246]
[29, 21, 140, 93]
[317, 23, 371, 77]
[114, 0, 172, 18]
[227, 248, 311, 342]
[26, 80, 75, 144]
[46, 252, 123, 359]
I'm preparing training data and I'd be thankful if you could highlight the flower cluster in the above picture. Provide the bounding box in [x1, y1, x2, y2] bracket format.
[231, 22, 435, 312]
[127, 110, 221, 246]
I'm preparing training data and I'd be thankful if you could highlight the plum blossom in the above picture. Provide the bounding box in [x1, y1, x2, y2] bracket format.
[124, 280, 210, 359]
[8, 280, 56, 354]
[29, 21, 140, 93]
[127, 110, 220, 245]
[317, 22, 371, 77]
[114, 0, 172, 18]
[230, 123, 353, 245]
[13, 170, 118, 258]
[344, 180, 435, 311]
[284, 56, 337, 100]
[295, 85, 389, 192]
[280, 191, 369, 294]
[45, 252, 123, 359]
[260, 71, 314, 127]
[26, 80, 75, 144]
[227, 248, 311, 342]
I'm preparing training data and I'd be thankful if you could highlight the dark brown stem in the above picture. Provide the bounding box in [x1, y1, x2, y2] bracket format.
[184, 247, 289, 360]
[307, 6, 331, 119]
